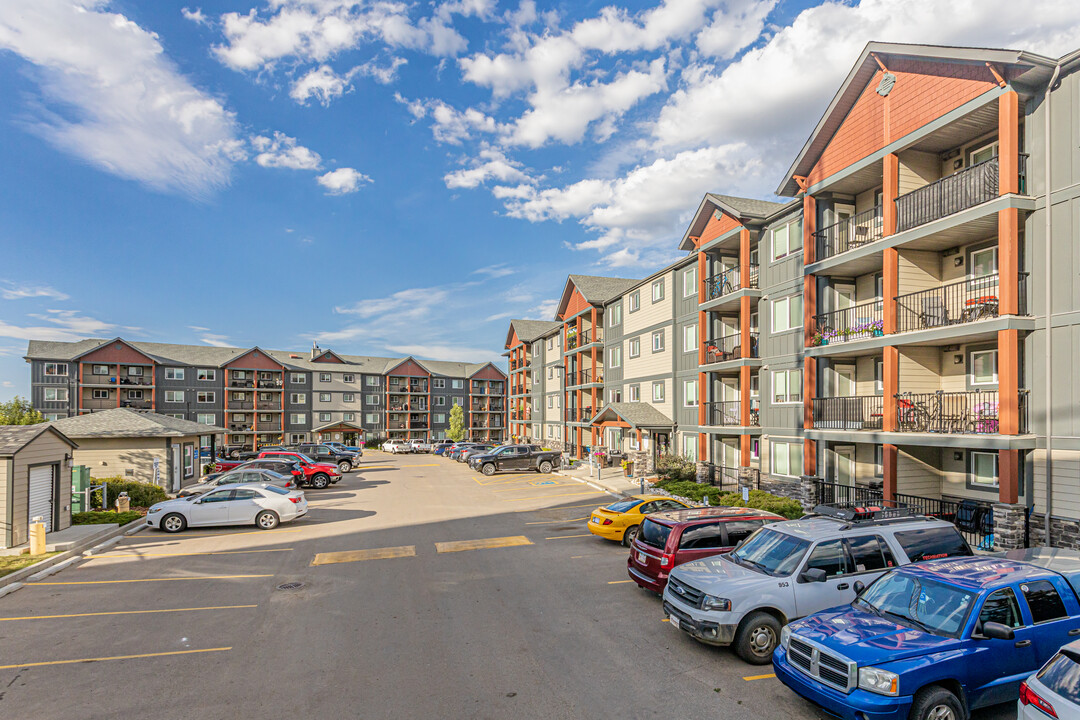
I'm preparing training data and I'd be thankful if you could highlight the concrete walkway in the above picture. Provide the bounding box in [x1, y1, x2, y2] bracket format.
[0, 523, 120, 556]
[554, 459, 655, 499]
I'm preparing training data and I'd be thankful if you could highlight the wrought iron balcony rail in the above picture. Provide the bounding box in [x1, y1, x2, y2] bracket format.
[895, 390, 1025, 434]
[703, 333, 759, 363]
[705, 400, 760, 427]
[704, 264, 759, 301]
[895, 154, 1027, 232]
[814, 205, 884, 261]
[813, 299, 884, 345]
[812, 395, 884, 430]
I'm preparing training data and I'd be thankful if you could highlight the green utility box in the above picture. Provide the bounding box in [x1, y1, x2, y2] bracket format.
[71, 465, 90, 513]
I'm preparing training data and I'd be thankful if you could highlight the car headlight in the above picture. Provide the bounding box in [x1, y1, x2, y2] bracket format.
[858, 667, 899, 696]
[147, 507, 162, 514]
[701, 595, 731, 611]
[780, 626, 791, 650]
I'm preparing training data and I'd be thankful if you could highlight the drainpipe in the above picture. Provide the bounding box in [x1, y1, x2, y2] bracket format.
[1043, 62, 1061, 545]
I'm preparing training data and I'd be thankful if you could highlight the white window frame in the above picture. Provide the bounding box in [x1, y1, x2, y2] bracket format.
[682, 435, 697, 462]
[608, 304, 622, 327]
[44, 362, 68, 376]
[433, 378, 446, 389]
[771, 441, 804, 478]
[290, 413, 306, 424]
[771, 217, 803, 261]
[197, 391, 215, 403]
[92, 364, 110, 376]
[628, 338, 640, 358]
[970, 349, 998, 386]
[290, 393, 306, 404]
[435, 396, 445, 407]
[772, 294, 803, 333]
[608, 347, 622, 369]
[969, 451, 999, 488]
[651, 279, 664, 303]
[652, 381, 665, 402]
[164, 390, 184, 403]
[290, 373, 306, 384]
[127, 389, 143, 400]
[684, 267, 697, 298]
[165, 367, 184, 380]
[92, 389, 109, 399]
[452, 379, 463, 389]
[366, 413, 379, 424]
[197, 413, 215, 425]
[772, 369, 802, 404]
[319, 412, 332, 422]
[127, 366, 143, 377]
[343, 393, 355, 402]
[365, 376, 379, 386]
[683, 324, 697, 353]
[628, 291, 640, 313]
[343, 412, 355, 421]
[343, 374, 355, 383]
[319, 392, 332, 402]
[434, 413, 445, 424]
[683, 380, 698, 407]
[367, 394, 380, 405]
[651, 330, 664, 353]
[629, 385, 640, 402]
[319, 373, 331, 383]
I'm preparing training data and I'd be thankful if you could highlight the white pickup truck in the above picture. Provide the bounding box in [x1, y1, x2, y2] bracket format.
[662, 505, 974, 664]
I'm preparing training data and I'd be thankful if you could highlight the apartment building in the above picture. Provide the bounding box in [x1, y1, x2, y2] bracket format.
[25, 338, 506, 447]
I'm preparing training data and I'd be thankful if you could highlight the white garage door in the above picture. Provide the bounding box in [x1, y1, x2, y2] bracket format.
[28, 465, 54, 533]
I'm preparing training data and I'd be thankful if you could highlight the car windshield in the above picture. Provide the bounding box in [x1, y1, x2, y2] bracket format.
[725, 527, 810, 576]
[856, 571, 975, 638]
[604, 499, 643, 513]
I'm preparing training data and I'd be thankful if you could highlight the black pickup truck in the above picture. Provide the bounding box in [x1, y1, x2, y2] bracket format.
[469, 444, 561, 476]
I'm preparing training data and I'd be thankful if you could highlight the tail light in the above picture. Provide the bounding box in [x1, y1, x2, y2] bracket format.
[601, 518, 613, 525]
[289, 497, 302, 504]
[1020, 681, 1057, 717]
[660, 553, 674, 568]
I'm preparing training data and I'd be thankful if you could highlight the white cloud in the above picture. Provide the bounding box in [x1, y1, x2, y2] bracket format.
[0, 312, 118, 342]
[0, 0, 241, 197]
[181, 7, 209, 26]
[290, 65, 357, 105]
[570, 0, 722, 53]
[251, 132, 322, 170]
[384, 343, 503, 363]
[472, 264, 515, 279]
[445, 148, 533, 189]
[0, 282, 69, 301]
[335, 286, 450, 319]
[200, 333, 232, 347]
[188, 325, 210, 332]
[317, 167, 371, 195]
[694, 0, 775, 58]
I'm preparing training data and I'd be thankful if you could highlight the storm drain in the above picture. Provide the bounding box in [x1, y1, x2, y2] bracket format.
[276, 582, 304, 591]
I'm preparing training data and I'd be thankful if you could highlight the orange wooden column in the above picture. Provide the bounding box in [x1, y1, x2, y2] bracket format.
[999, 90, 1019, 195]
[882, 443, 898, 503]
[803, 191, 818, 477]
[999, 449, 1020, 505]
[740, 366, 751, 427]
[739, 228, 751, 288]
[803, 193, 816, 265]
[998, 90, 1021, 317]
[740, 296, 752, 358]
[698, 371, 707, 461]
[883, 153, 899, 236]
[803, 356, 816, 477]
[883, 345, 899, 432]
[998, 329, 1020, 435]
[697, 250, 707, 304]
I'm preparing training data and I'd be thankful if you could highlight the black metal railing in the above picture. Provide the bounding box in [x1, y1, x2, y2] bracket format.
[565, 407, 593, 423]
[708, 465, 741, 493]
[703, 333, 759, 363]
[704, 264, 759, 300]
[814, 205, 883, 260]
[580, 328, 604, 346]
[566, 369, 601, 386]
[813, 479, 884, 507]
[813, 299, 883, 344]
[892, 493, 996, 550]
[895, 390, 1018, 434]
[812, 396, 885, 430]
[705, 400, 760, 427]
[895, 155, 1027, 232]
[894, 272, 1030, 333]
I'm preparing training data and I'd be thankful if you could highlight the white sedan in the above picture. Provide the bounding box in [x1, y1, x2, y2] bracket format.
[146, 483, 307, 533]
[382, 440, 411, 454]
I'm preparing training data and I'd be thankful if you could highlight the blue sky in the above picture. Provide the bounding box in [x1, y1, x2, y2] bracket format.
[1, 0, 1078, 398]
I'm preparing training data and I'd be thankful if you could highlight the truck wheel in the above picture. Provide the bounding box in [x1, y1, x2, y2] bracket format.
[734, 612, 782, 665]
[229, 449, 240, 459]
[539, 461, 553, 474]
[909, 686, 963, 720]
[338, 461, 351, 474]
[482, 463, 496, 476]
[622, 525, 639, 547]
[311, 474, 330, 489]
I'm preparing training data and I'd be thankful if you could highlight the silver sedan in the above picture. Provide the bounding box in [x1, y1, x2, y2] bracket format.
[146, 483, 307, 533]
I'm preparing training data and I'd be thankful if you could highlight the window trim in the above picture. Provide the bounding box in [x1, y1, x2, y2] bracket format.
[771, 440, 804, 478]
[683, 379, 698, 408]
[44, 362, 68, 376]
[651, 279, 664, 303]
[628, 337, 641, 359]
[772, 294, 803, 334]
[683, 324, 698, 353]
[772, 369, 803, 404]
[770, 216, 803, 262]
[164, 390, 184, 403]
[196, 391, 215, 404]
[652, 381, 665, 403]
[684, 267, 697, 298]
[628, 291, 640, 313]
[968, 450, 999, 490]
[318, 373, 332, 383]
[969, 348, 998, 387]
[651, 330, 665, 353]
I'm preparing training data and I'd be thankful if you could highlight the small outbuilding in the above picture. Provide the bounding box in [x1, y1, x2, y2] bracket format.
[49, 409, 225, 492]
[0, 424, 78, 548]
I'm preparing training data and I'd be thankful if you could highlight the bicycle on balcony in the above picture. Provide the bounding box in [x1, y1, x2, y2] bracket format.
[896, 392, 967, 433]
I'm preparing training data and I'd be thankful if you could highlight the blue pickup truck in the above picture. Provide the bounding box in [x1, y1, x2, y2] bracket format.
[773, 548, 1080, 720]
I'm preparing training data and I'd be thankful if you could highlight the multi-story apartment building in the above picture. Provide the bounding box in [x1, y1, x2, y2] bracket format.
[25, 339, 506, 447]
[506, 41, 1080, 549]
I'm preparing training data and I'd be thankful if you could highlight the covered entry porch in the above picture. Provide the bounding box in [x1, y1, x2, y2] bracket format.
[312, 421, 366, 446]
[589, 403, 674, 476]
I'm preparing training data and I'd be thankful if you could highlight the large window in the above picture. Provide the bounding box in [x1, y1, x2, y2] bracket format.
[92, 365, 110, 375]
[290, 413, 306, 424]
[164, 391, 184, 403]
[452, 379, 463, 389]
[290, 393, 306, 403]
[319, 393, 331, 402]
[684, 267, 697, 298]
[366, 376, 379, 386]
[682, 435, 697, 461]
[195, 369, 215, 382]
[970, 349, 998, 386]
[433, 378, 445, 389]
[683, 324, 697, 353]
[197, 391, 215, 403]
[44, 388, 68, 401]
[44, 362, 67, 376]
[652, 381, 665, 402]
[772, 369, 802, 404]
[772, 441, 803, 477]
[628, 291, 640, 313]
[366, 394, 380, 405]
[165, 368, 184, 380]
[772, 294, 802, 333]
[628, 338, 640, 358]
[970, 246, 998, 281]
[366, 413, 379, 424]
[608, 347, 622, 368]
[771, 217, 803, 261]
[969, 451, 998, 488]
[609, 304, 622, 327]
[290, 373, 306, 384]
[683, 380, 698, 407]
[197, 413, 215, 425]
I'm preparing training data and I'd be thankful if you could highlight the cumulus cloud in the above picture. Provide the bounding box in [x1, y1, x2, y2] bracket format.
[251, 132, 322, 170]
[444, 148, 533, 189]
[290, 65, 357, 105]
[316, 167, 371, 195]
[0, 283, 69, 301]
[181, 7, 210, 26]
[199, 333, 232, 347]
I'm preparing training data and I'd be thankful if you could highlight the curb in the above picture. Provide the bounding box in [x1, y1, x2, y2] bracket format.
[553, 469, 632, 500]
[0, 517, 148, 594]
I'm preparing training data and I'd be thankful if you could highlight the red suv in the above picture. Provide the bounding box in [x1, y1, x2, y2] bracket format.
[255, 451, 341, 489]
[627, 507, 784, 593]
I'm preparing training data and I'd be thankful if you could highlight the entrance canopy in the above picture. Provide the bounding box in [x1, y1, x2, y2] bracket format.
[588, 402, 673, 430]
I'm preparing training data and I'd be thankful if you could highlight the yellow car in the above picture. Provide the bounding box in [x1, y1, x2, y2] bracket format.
[587, 495, 692, 546]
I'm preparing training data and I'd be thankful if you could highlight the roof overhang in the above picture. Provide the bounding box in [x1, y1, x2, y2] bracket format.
[589, 404, 673, 429]
[312, 421, 366, 433]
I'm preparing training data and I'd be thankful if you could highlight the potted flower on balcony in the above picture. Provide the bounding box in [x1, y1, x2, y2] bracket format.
[811, 330, 827, 347]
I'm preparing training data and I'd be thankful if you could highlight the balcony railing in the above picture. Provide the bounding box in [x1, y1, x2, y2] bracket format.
[895, 155, 1027, 232]
[895, 273, 1029, 333]
[120, 400, 152, 410]
[813, 299, 884, 344]
[895, 390, 1026, 434]
[579, 327, 604, 346]
[565, 407, 593, 423]
[566, 369, 602, 387]
[229, 401, 254, 410]
[256, 401, 280, 411]
[814, 205, 883, 261]
[703, 333, 759, 364]
[812, 395, 884, 430]
[704, 264, 759, 301]
[705, 400, 760, 427]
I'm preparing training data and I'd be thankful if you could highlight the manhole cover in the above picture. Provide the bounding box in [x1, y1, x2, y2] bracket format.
[277, 582, 304, 590]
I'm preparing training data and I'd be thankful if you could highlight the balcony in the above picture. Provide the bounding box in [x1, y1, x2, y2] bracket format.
[896, 390, 1025, 434]
[229, 401, 254, 410]
[256, 401, 280, 411]
[814, 206, 884, 261]
[565, 407, 594, 423]
[255, 422, 280, 432]
[813, 299, 883, 345]
[389, 420, 407, 430]
[229, 379, 255, 388]
[120, 399, 152, 410]
[228, 423, 250, 432]
[703, 333, 759, 364]
[812, 396, 884, 430]
[895, 155, 1027, 233]
[117, 377, 154, 387]
[566, 369, 603, 387]
[895, 273, 1028, 333]
[704, 264, 759, 301]
[705, 400, 759, 427]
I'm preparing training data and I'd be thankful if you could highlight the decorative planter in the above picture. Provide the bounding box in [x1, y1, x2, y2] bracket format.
[624, 462, 634, 477]
[872, 329, 884, 337]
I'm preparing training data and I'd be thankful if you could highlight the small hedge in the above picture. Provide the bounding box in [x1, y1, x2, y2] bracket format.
[72, 510, 143, 525]
[655, 453, 697, 482]
[717, 489, 805, 520]
[654, 479, 722, 503]
[89, 478, 168, 509]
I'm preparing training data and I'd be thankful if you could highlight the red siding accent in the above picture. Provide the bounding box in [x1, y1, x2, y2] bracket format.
[224, 349, 284, 371]
[470, 364, 506, 381]
[698, 211, 742, 246]
[80, 341, 155, 365]
[386, 358, 429, 377]
[564, 288, 591, 318]
[313, 352, 345, 364]
[507, 328, 521, 350]
[808, 61, 997, 187]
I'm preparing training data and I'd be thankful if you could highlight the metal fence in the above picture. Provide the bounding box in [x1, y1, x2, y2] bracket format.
[703, 332, 759, 363]
[813, 299, 884, 344]
[704, 264, 760, 300]
[812, 395, 884, 430]
[814, 205, 884, 260]
[895, 390, 1007, 434]
[895, 155, 1026, 232]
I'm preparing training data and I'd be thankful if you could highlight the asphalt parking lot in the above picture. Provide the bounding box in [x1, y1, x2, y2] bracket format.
[0, 453, 1015, 719]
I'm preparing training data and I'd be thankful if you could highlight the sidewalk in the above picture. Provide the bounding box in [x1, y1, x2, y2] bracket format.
[554, 460, 656, 499]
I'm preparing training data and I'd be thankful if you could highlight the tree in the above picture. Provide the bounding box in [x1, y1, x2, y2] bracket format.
[447, 403, 465, 441]
[0, 396, 45, 425]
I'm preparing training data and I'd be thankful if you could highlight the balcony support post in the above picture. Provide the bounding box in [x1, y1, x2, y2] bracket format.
[883, 153, 899, 236]
[698, 308, 707, 367]
[739, 228, 751, 289]
[698, 371, 707, 462]
[998, 208, 1020, 316]
[883, 247, 899, 334]
[803, 192, 816, 265]
[698, 249, 707, 304]
[803, 355, 816, 477]
[999, 449, 1020, 505]
[740, 297, 752, 359]
[883, 444, 898, 503]
[999, 90, 1019, 195]
[740, 366, 751, 428]
[883, 345, 899, 432]
[998, 329, 1020, 435]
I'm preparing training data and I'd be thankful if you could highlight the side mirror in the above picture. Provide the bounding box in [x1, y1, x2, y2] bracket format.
[800, 568, 827, 583]
[853, 580, 866, 595]
[979, 622, 1015, 641]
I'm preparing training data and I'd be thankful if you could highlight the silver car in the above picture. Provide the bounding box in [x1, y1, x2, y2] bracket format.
[1019, 639, 1080, 720]
[178, 468, 297, 497]
[146, 483, 307, 532]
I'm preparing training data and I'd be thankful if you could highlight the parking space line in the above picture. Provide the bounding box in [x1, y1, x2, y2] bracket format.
[311, 546, 416, 565]
[514, 502, 609, 512]
[492, 483, 574, 493]
[607, 580, 634, 584]
[476, 476, 537, 486]
[0, 647, 232, 670]
[27, 574, 274, 586]
[501, 492, 605, 502]
[545, 534, 593, 540]
[403, 464, 440, 467]
[661, 618, 670, 622]
[435, 536, 533, 553]
[523, 517, 587, 524]
[743, 673, 776, 681]
[193, 529, 303, 538]
[0, 605, 257, 622]
[85, 548, 292, 560]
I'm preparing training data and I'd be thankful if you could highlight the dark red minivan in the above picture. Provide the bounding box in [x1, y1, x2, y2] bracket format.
[627, 507, 785, 593]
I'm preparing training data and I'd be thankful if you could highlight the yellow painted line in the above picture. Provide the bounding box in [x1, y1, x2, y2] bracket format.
[514, 502, 609, 512]
[524, 517, 587, 525]
[354, 465, 393, 469]
[476, 476, 537, 486]
[546, 534, 593, 540]
[86, 549, 292, 560]
[0, 605, 257, 622]
[492, 483, 574, 493]
[311, 546, 416, 565]
[0, 647, 232, 670]
[27, 574, 273, 586]
[607, 580, 635, 584]
[197, 529, 302, 538]
[435, 536, 533, 553]
[501, 492, 604, 502]
[661, 618, 670, 622]
[403, 464, 440, 467]
[743, 673, 776, 681]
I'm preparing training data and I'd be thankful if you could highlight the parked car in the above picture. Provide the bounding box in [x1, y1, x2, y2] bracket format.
[664, 504, 973, 664]
[462, 444, 497, 464]
[221, 443, 252, 459]
[291, 443, 359, 473]
[147, 483, 307, 533]
[211, 458, 303, 480]
[469, 444, 561, 475]
[382, 440, 412, 454]
[1019, 637, 1080, 720]
[447, 443, 481, 461]
[324, 441, 363, 457]
[178, 469, 297, 497]
[774, 549, 1080, 720]
[588, 496, 691, 546]
[432, 441, 455, 456]
[253, 451, 341, 488]
[628, 507, 786, 593]
[410, 439, 432, 453]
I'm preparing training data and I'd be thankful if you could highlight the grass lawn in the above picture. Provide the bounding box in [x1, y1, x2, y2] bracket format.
[0, 551, 61, 578]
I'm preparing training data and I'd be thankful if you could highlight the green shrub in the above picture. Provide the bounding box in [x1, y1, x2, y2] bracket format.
[717, 489, 804, 520]
[88, 478, 168, 509]
[653, 479, 722, 504]
[655, 453, 696, 482]
[72, 510, 143, 525]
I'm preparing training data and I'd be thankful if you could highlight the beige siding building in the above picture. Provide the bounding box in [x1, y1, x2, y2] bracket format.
[1, 425, 77, 548]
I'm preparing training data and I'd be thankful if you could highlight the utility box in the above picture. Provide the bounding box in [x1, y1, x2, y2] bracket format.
[71, 465, 90, 513]
[28, 519, 46, 555]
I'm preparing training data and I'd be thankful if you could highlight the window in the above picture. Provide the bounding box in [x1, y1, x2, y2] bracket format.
[684, 380, 698, 407]
[628, 291, 640, 312]
[343, 412, 354, 421]
[435, 396, 445, 407]
[1022, 580, 1068, 624]
[547, 367, 553, 380]
[319, 412, 331, 422]
[874, 359, 883, 394]
[127, 366, 143, 376]
[433, 378, 445, 389]
[804, 539, 849, 578]
[609, 304, 622, 327]
[191, 369, 212, 382]
[44, 362, 68, 376]
[846, 535, 896, 573]
[751, 438, 760, 461]
[772, 294, 803, 333]
[197, 413, 215, 425]
[969, 141, 999, 166]
[319, 373, 331, 383]
[679, 522, 726, 550]
[366, 376, 379, 386]
[970, 451, 999, 488]
[772, 441, 803, 477]
[453, 397, 463, 407]
[290, 413, 306, 424]
[434, 413, 445, 424]
[652, 279, 664, 303]
[43, 413, 62, 421]
[127, 389, 143, 400]
[547, 396, 553, 409]
[452, 379, 463, 389]
[165, 391, 184, 403]
[893, 527, 973, 562]
[366, 395, 380, 405]
[259, 413, 272, 422]
[684, 267, 697, 298]
[771, 217, 803, 261]
[290, 373, 306, 384]
[610, 389, 622, 403]
[161, 367, 183, 380]
[683, 324, 697, 353]
[608, 347, 622, 368]
[233, 371, 248, 379]
[682, 435, 697, 461]
[629, 433, 640, 450]
[772, 369, 802, 403]
[652, 382, 665, 402]
[366, 413, 379, 424]
[232, 413, 247, 422]
[652, 330, 665, 353]
[339, 374, 354, 383]
[197, 391, 215, 403]
[970, 349, 998, 386]
[92, 389, 109, 399]
[875, 445, 884, 477]
[979, 588, 1023, 629]
[290, 393, 306, 404]
[629, 385, 640, 402]
[628, 338, 641, 358]
[343, 393, 354, 402]
[319, 393, 331, 402]
[92, 365, 110, 375]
